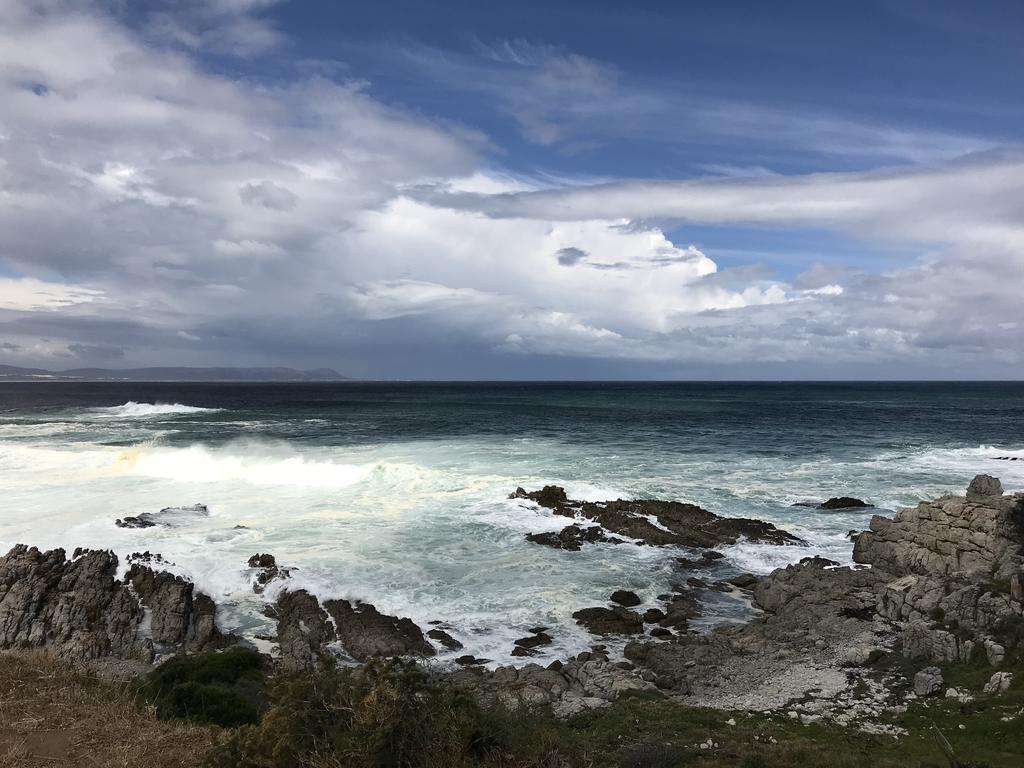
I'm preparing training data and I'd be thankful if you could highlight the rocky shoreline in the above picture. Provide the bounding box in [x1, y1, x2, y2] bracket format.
[1, 474, 1021, 732]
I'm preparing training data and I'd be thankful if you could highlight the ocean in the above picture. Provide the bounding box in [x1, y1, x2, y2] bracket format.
[1, 381, 1022, 663]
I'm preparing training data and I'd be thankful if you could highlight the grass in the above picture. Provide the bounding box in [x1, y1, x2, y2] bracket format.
[0, 651, 219, 768]
[1, 650, 1021, 767]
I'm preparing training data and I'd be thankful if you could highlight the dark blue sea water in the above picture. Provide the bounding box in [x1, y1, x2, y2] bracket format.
[1, 381, 1022, 662]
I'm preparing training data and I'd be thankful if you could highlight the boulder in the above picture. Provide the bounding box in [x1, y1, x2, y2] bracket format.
[983, 671, 1013, 694]
[610, 590, 642, 607]
[729, 574, 759, 589]
[819, 497, 873, 510]
[572, 606, 643, 635]
[426, 628, 463, 651]
[913, 666, 944, 696]
[511, 631, 553, 657]
[967, 474, 1003, 499]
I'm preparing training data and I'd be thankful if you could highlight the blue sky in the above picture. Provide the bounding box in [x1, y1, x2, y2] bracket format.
[0, 1, 1022, 378]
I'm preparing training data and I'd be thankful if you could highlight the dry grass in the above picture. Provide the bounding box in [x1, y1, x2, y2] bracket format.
[0, 651, 219, 768]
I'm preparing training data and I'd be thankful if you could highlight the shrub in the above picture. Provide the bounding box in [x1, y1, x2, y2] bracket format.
[141, 647, 268, 728]
[206, 659, 530, 768]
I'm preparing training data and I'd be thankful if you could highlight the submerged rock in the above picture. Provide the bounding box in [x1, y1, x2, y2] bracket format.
[820, 497, 873, 510]
[426, 628, 463, 651]
[526, 524, 625, 550]
[115, 504, 209, 529]
[512, 630, 553, 657]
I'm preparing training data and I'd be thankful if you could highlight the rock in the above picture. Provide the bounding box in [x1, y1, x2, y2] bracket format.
[455, 655, 487, 666]
[526, 524, 624, 550]
[819, 497, 873, 510]
[513, 486, 803, 549]
[512, 631, 552, 656]
[983, 671, 1013, 694]
[323, 598, 435, 661]
[650, 628, 673, 638]
[426, 628, 463, 651]
[660, 591, 701, 628]
[572, 606, 643, 635]
[967, 474, 1003, 499]
[127, 564, 229, 653]
[247, 554, 276, 568]
[913, 666, 944, 696]
[0, 545, 231, 664]
[450, 657, 658, 718]
[511, 485, 568, 507]
[115, 516, 157, 529]
[115, 504, 209, 529]
[0, 546, 151, 662]
[246, 553, 291, 594]
[610, 590, 642, 607]
[728, 574, 759, 589]
[275, 589, 336, 672]
[854, 476, 1024, 579]
[702, 550, 726, 561]
[642, 608, 665, 624]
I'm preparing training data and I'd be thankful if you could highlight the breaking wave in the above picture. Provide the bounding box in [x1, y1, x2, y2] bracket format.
[93, 402, 222, 418]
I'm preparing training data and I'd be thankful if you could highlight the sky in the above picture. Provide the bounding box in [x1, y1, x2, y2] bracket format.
[1, 0, 1023, 379]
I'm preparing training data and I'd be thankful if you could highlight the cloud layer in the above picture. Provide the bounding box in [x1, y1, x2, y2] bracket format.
[0, 1, 1021, 377]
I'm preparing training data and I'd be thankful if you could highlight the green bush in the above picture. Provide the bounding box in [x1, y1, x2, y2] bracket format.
[206, 659, 532, 768]
[141, 647, 268, 728]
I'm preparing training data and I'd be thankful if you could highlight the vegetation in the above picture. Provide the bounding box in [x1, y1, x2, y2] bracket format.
[140, 646, 269, 727]
[0, 651, 218, 767]
[2, 651, 1022, 767]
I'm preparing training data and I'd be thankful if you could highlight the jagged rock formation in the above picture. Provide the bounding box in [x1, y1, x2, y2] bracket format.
[512, 486, 803, 549]
[851, 475, 1024, 665]
[0, 545, 229, 663]
[247, 553, 292, 594]
[617, 475, 1024, 716]
[274, 588, 435, 670]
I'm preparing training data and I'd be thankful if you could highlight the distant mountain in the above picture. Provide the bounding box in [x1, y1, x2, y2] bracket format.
[0, 365, 348, 382]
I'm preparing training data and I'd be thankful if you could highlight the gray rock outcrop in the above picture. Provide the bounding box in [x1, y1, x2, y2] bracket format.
[0, 545, 229, 664]
[618, 475, 1024, 714]
[274, 588, 435, 669]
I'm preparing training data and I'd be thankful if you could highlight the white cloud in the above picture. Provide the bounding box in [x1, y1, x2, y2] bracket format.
[0, 277, 102, 311]
[0, 2, 1021, 376]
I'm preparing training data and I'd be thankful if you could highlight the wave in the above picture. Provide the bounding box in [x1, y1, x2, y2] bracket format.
[121, 443, 375, 488]
[93, 402, 222, 418]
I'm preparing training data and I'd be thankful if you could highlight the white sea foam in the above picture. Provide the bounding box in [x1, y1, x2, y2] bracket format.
[0, 413, 1020, 667]
[115, 443, 374, 488]
[93, 401, 222, 418]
